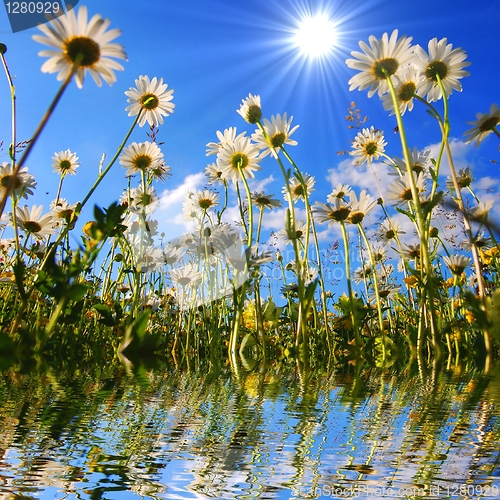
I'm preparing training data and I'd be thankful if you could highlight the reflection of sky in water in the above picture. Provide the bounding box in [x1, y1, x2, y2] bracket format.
[1, 365, 500, 498]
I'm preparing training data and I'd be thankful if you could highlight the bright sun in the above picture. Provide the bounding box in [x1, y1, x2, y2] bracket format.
[293, 15, 337, 58]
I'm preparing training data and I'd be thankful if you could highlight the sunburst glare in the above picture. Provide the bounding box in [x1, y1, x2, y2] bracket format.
[293, 14, 337, 58]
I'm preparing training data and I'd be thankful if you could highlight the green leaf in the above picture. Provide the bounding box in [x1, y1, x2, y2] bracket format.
[13, 259, 27, 300]
[67, 284, 88, 301]
[240, 332, 257, 352]
[396, 206, 415, 222]
[423, 190, 444, 217]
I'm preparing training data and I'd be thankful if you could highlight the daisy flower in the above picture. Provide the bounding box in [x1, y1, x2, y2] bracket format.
[392, 147, 432, 177]
[216, 135, 261, 183]
[52, 150, 80, 176]
[125, 185, 159, 214]
[401, 243, 421, 261]
[251, 192, 282, 210]
[277, 220, 309, 246]
[313, 199, 352, 226]
[381, 66, 425, 115]
[385, 172, 427, 207]
[143, 294, 161, 311]
[346, 29, 414, 98]
[125, 75, 175, 127]
[283, 173, 316, 203]
[464, 104, 500, 147]
[50, 198, 77, 225]
[446, 166, 474, 191]
[0, 163, 36, 200]
[119, 141, 164, 177]
[150, 163, 172, 182]
[374, 218, 405, 244]
[461, 231, 492, 251]
[205, 162, 226, 185]
[375, 284, 401, 300]
[13, 205, 56, 239]
[32, 6, 126, 89]
[327, 183, 352, 202]
[251, 113, 299, 158]
[206, 127, 245, 156]
[350, 126, 387, 166]
[210, 223, 240, 253]
[347, 190, 377, 224]
[184, 189, 219, 215]
[414, 38, 470, 102]
[353, 265, 372, 284]
[371, 245, 388, 263]
[237, 94, 262, 124]
[169, 265, 202, 288]
[443, 254, 471, 275]
[471, 200, 494, 222]
[163, 245, 185, 266]
[137, 247, 164, 273]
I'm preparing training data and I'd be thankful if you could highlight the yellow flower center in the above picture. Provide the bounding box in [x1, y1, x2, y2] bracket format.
[331, 206, 351, 221]
[401, 188, 413, 201]
[371, 58, 399, 79]
[230, 152, 249, 170]
[425, 60, 448, 82]
[270, 132, 286, 148]
[449, 264, 466, 275]
[348, 211, 365, 224]
[23, 221, 42, 233]
[364, 141, 378, 156]
[0, 174, 21, 190]
[198, 198, 214, 210]
[59, 160, 72, 171]
[64, 36, 100, 67]
[398, 81, 416, 102]
[412, 162, 423, 175]
[479, 116, 500, 132]
[132, 154, 152, 170]
[293, 185, 305, 197]
[457, 174, 473, 188]
[246, 105, 262, 124]
[141, 193, 153, 205]
[140, 93, 159, 110]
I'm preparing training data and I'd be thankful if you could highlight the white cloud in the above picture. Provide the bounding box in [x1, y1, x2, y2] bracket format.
[326, 157, 391, 200]
[158, 172, 206, 211]
[248, 174, 276, 193]
[152, 172, 206, 237]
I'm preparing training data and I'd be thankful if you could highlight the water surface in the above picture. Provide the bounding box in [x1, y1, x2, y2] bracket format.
[1, 357, 500, 499]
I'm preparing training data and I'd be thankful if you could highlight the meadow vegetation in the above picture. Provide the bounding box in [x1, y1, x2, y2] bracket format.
[0, 8, 499, 370]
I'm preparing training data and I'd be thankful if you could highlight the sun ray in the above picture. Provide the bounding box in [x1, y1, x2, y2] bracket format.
[293, 14, 337, 58]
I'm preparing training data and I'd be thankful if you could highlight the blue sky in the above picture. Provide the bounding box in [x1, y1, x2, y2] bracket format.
[0, 0, 499, 251]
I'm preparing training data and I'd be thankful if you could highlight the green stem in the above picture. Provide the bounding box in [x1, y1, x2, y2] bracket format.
[0, 60, 79, 218]
[256, 121, 306, 344]
[340, 221, 359, 343]
[78, 112, 142, 212]
[0, 51, 16, 168]
[358, 223, 386, 360]
[256, 207, 264, 244]
[237, 166, 254, 248]
[434, 75, 491, 356]
[386, 75, 440, 357]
